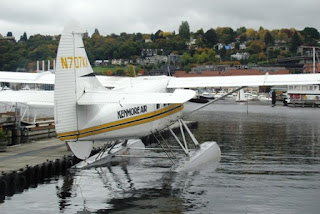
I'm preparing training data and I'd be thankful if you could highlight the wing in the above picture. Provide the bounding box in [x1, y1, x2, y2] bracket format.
[77, 89, 195, 105]
[0, 71, 134, 89]
[0, 71, 54, 84]
[0, 90, 54, 106]
[167, 73, 320, 88]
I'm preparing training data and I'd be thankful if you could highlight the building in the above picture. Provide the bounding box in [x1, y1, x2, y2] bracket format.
[267, 40, 289, 52]
[94, 60, 108, 66]
[0, 33, 15, 41]
[175, 66, 289, 77]
[141, 49, 163, 57]
[230, 52, 250, 61]
[303, 63, 320, 73]
[297, 46, 320, 56]
[186, 38, 197, 49]
[144, 39, 152, 43]
[215, 43, 225, 50]
[168, 53, 182, 65]
[239, 43, 247, 50]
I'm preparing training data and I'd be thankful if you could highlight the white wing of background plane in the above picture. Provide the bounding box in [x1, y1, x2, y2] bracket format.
[167, 73, 320, 88]
[0, 71, 54, 84]
[0, 90, 54, 106]
[0, 72, 320, 106]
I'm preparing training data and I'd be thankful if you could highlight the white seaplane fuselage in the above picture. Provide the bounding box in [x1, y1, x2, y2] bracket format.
[56, 76, 183, 142]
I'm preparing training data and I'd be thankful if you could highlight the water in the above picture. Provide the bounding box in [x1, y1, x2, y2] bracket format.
[1, 102, 320, 213]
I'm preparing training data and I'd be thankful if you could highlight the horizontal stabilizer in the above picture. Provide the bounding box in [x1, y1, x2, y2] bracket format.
[77, 89, 195, 105]
[0, 90, 53, 106]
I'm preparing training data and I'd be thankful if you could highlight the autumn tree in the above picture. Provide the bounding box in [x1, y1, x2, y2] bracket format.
[244, 28, 258, 40]
[105, 70, 113, 76]
[216, 27, 235, 44]
[126, 65, 136, 77]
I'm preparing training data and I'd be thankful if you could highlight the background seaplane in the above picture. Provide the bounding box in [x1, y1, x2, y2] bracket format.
[1, 21, 320, 171]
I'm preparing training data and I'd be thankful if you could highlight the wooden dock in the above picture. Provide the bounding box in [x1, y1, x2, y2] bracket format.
[0, 138, 106, 173]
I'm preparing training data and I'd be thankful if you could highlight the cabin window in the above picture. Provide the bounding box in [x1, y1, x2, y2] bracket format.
[156, 104, 160, 109]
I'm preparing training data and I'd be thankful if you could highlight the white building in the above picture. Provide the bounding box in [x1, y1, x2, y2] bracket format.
[231, 52, 250, 60]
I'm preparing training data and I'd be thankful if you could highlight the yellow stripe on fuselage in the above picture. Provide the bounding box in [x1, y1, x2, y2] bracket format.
[57, 104, 183, 141]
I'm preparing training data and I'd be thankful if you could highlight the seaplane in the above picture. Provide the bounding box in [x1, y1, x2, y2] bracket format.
[1, 21, 320, 172]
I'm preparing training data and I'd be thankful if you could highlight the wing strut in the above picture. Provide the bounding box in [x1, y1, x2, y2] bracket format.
[182, 86, 246, 119]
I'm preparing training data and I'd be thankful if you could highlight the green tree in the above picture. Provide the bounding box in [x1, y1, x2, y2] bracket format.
[135, 32, 143, 41]
[115, 69, 125, 76]
[236, 26, 246, 36]
[92, 28, 100, 37]
[264, 31, 273, 46]
[179, 21, 190, 40]
[20, 32, 28, 42]
[126, 65, 136, 77]
[204, 28, 218, 47]
[302, 27, 320, 45]
[198, 52, 209, 63]
[181, 52, 192, 65]
[290, 31, 302, 52]
[207, 49, 217, 62]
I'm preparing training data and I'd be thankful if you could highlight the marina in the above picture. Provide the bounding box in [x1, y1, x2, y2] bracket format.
[0, 19, 319, 214]
[0, 102, 319, 213]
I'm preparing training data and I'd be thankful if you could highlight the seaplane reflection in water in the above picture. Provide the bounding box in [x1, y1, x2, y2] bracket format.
[0, 21, 320, 172]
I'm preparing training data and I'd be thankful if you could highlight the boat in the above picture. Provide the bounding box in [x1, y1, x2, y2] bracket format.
[189, 89, 209, 103]
[244, 91, 258, 101]
[214, 90, 233, 99]
[200, 91, 215, 99]
[285, 84, 320, 106]
[236, 89, 246, 102]
[258, 94, 271, 102]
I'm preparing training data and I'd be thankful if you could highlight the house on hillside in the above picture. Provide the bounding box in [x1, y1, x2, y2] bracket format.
[136, 55, 168, 65]
[216, 43, 225, 50]
[94, 59, 108, 66]
[297, 46, 320, 56]
[141, 49, 163, 57]
[231, 52, 250, 61]
[228, 42, 236, 50]
[186, 38, 197, 49]
[144, 39, 152, 43]
[0, 33, 15, 41]
[267, 39, 289, 52]
[239, 43, 247, 50]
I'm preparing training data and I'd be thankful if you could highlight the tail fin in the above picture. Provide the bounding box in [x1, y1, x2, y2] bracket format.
[54, 20, 103, 142]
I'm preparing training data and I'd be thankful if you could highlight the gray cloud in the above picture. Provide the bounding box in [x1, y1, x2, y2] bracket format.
[1, 0, 319, 39]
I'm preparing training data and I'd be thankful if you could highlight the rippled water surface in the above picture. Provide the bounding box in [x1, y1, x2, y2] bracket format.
[1, 102, 320, 214]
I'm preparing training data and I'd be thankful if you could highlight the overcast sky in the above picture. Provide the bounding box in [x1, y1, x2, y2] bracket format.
[1, 0, 320, 39]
